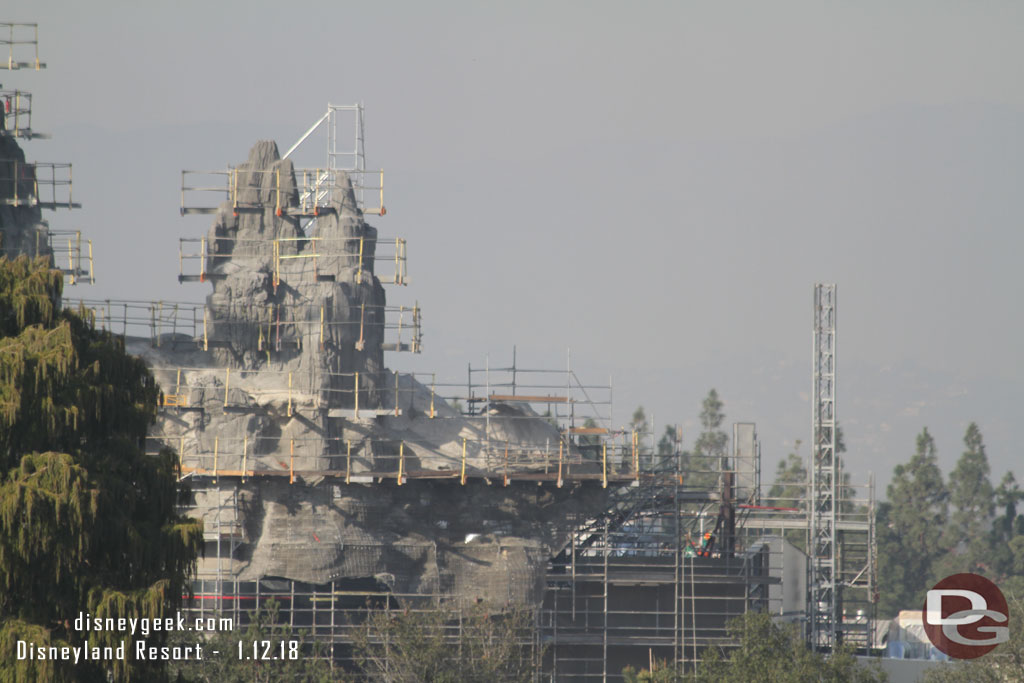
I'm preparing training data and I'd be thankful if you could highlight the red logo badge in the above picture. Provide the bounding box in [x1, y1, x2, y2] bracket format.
[922, 573, 1009, 659]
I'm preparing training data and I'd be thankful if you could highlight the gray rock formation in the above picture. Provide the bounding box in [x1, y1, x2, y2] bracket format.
[137, 141, 607, 607]
[0, 134, 50, 260]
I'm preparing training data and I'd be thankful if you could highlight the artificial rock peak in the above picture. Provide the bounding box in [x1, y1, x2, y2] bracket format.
[135, 140, 607, 606]
[205, 140, 387, 402]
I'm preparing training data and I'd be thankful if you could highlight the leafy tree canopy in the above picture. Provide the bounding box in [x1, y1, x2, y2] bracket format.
[0, 256, 202, 682]
[623, 612, 887, 682]
[350, 602, 538, 682]
[167, 599, 331, 683]
[696, 612, 887, 683]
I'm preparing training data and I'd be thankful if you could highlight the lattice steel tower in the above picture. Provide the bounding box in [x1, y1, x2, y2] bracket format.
[809, 283, 838, 649]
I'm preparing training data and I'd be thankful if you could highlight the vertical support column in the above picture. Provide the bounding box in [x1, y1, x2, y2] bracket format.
[632, 429, 639, 480]
[809, 283, 838, 650]
[357, 237, 364, 282]
[602, 443, 608, 489]
[275, 167, 282, 216]
[346, 441, 352, 485]
[429, 374, 436, 419]
[397, 441, 405, 485]
[353, 372, 360, 419]
[460, 438, 467, 485]
[356, 303, 365, 350]
[867, 471, 878, 648]
[273, 240, 280, 292]
[557, 439, 564, 488]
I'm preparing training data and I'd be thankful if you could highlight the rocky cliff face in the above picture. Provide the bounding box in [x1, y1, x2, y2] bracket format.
[0, 134, 49, 260]
[137, 141, 606, 607]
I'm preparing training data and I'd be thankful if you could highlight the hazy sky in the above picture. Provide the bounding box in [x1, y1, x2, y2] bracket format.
[10, 1, 1024, 494]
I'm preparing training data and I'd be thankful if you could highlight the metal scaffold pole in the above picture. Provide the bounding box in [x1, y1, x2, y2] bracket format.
[809, 283, 838, 650]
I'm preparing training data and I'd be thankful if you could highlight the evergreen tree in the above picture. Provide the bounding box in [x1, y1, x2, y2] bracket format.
[577, 416, 602, 450]
[693, 389, 727, 460]
[688, 389, 727, 489]
[876, 428, 948, 618]
[988, 472, 1024, 590]
[935, 422, 995, 577]
[628, 406, 651, 471]
[695, 611, 887, 682]
[766, 441, 809, 551]
[656, 424, 680, 456]
[768, 446, 807, 511]
[0, 256, 202, 682]
[630, 405, 649, 436]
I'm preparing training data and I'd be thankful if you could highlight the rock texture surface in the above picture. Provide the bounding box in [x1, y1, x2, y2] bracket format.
[136, 141, 605, 606]
[0, 134, 49, 260]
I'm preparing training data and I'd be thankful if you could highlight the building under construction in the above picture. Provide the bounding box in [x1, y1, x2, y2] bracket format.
[2, 57, 877, 680]
[0, 23, 93, 285]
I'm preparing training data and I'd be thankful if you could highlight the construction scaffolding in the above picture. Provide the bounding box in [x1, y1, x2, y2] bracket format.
[47, 230, 94, 284]
[77, 102, 878, 680]
[0, 89, 45, 138]
[810, 283, 839, 649]
[180, 166, 385, 218]
[170, 425, 875, 680]
[0, 228, 93, 284]
[67, 298, 421, 354]
[181, 104, 385, 222]
[0, 23, 45, 71]
[0, 23, 93, 288]
[178, 234, 408, 286]
[0, 160, 79, 209]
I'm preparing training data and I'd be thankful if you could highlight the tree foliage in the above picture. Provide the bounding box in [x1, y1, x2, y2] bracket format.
[350, 602, 537, 682]
[693, 389, 727, 461]
[167, 599, 331, 683]
[622, 612, 887, 682]
[877, 421, 1024, 616]
[695, 612, 887, 683]
[766, 442, 808, 550]
[657, 424, 681, 457]
[876, 428, 948, 618]
[933, 422, 995, 577]
[0, 255, 203, 682]
[685, 389, 727, 489]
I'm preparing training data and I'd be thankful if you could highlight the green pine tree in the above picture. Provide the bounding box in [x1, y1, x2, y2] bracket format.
[688, 389, 727, 489]
[876, 428, 948, 618]
[0, 255, 203, 682]
[988, 472, 1024, 592]
[934, 422, 995, 577]
[657, 424, 680, 457]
